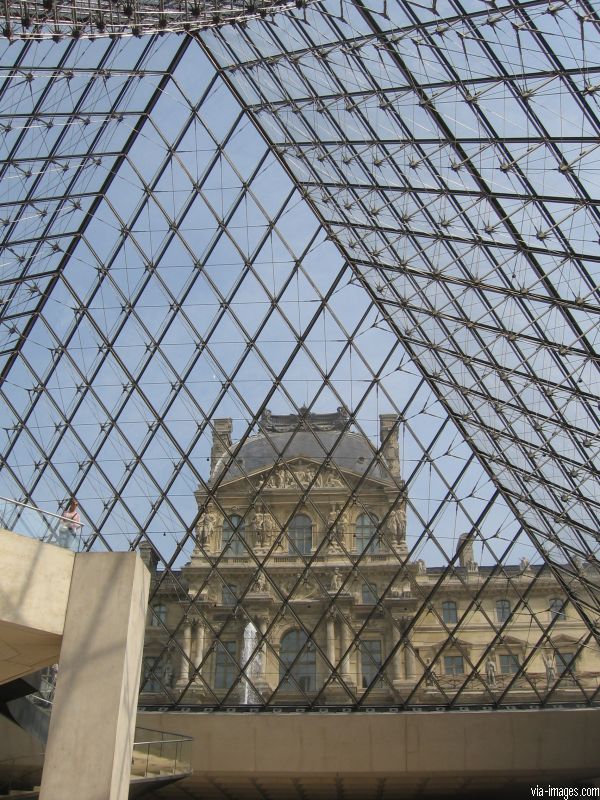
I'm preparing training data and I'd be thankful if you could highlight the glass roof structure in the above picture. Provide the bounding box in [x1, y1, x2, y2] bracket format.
[0, 0, 599, 711]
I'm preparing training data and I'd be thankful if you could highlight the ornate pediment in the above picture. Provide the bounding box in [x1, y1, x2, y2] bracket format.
[259, 460, 347, 490]
[218, 457, 392, 490]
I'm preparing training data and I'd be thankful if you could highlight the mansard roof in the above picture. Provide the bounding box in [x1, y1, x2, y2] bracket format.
[213, 425, 394, 485]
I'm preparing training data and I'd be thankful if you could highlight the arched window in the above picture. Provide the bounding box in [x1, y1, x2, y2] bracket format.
[288, 514, 312, 555]
[550, 598, 566, 621]
[279, 629, 316, 692]
[442, 600, 458, 625]
[496, 599, 511, 623]
[355, 513, 379, 554]
[149, 603, 167, 627]
[222, 514, 246, 556]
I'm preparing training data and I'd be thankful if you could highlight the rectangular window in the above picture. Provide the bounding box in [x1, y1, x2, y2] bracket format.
[496, 599, 511, 623]
[556, 652, 574, 676]
[361, 640, 383, 688]
[361, 583, 378, 604]
[222, 584, 237, 606]
[142, 655, 167, 693]
[444, 655, 464, 676]
[442, 601, 458, 624]
[550, 599, 566, 621]
[298, 675, 313, 692]
[499, 654, 520, 674]
[215, 641, 238, 689]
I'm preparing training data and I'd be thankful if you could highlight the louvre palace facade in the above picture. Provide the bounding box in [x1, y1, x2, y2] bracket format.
[140, 411, 599, 710]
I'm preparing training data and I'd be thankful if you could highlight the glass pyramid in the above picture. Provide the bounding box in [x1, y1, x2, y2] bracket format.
[0, 0, 599, 710]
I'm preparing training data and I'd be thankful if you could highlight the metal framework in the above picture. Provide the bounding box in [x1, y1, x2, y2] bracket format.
[1, 0, 311, 40]
[0, 0, 599, 711]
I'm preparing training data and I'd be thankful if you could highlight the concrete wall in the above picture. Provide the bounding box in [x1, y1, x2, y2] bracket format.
[138, 708, 600, 782]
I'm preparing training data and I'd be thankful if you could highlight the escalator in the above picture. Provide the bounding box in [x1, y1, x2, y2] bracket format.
[0, 671, 192, 798]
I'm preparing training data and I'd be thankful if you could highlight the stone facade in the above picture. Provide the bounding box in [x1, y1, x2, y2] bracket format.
[140, 413, 599, 707]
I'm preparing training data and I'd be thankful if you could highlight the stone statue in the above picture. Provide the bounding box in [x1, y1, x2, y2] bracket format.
[326, 471, 344, 487]
[416, 559, 427, 575]
[163, 657, 173, 688]
[520, 556, 530, 572]
[485, 655, 497, 687]
[387, 508, 406, 546]
[327, 506, 343, 554]
[424, 657, 436, 687]
[263, 512, 280, 549]
[544, 653, 557, 684]
[253, 571, 268, 593]
[254, 509, 266, 548]
[337, 509, 350, 547]
[197, 506, 216, 546]
[330, 568, 343, 592]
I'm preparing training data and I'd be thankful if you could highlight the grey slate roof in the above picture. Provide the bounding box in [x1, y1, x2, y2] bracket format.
[213, 429, 394, 484]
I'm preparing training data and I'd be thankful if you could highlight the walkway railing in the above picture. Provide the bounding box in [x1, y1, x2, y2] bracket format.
[131, 727, 193, 780]
[0, 497, 85, 552]
[0, 729, 192, 797]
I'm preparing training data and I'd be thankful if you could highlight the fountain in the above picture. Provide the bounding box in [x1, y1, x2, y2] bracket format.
[242, 621, 263, 704]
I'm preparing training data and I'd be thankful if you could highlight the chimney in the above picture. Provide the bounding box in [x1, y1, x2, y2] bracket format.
[379, 414, 400, 478]
[138, 540, 159, 575]
[211, 418, 233, 474]
[457, 533, 474, 568]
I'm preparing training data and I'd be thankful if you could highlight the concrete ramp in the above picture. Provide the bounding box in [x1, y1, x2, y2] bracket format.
[0, 530, 74, 685]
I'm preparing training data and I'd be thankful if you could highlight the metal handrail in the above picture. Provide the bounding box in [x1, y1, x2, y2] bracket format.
[0, 496, 85, 552]
[0, 497, 82, 528]
[131, 726, 193, 781]
[0, 728, 192, 795]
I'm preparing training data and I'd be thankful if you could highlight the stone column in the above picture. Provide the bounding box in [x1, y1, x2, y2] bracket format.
[39, 552, 149, 800]
[257, 616, 269, 689]
[326, 612, 336, 671]
[392, 621, 405, 683]
[194, 621, 205, 678]
[340, 620, 352, 681]
[404, 641, 416, 679]
[356, 643, 363, 690]
[178, 619, 192, 685]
